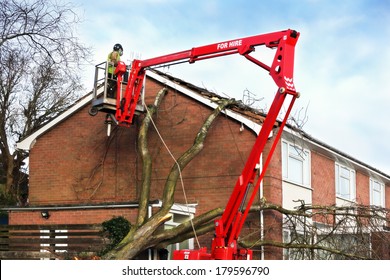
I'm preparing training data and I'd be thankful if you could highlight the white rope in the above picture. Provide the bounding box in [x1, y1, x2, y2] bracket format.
[144, 105, 201, 249]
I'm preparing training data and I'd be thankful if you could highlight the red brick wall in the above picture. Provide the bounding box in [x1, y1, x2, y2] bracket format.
[309, 151, 337, 227]
[311, 151, 335, 206]
[28, 103, 139, 205]
[356, 172, 370, 205]
[263, 132, 282, 205]
[262, 128, 283, 260]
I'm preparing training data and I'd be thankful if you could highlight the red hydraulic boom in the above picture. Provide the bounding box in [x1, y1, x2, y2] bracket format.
[113, 29, 300, 259]
[113, 29, 299, 127]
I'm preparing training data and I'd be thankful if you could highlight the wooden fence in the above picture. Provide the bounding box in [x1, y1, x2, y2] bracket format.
[0, 224, 108, 260]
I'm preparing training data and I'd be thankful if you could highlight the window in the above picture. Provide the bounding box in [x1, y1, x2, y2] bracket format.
[370, 178, 385, 207]
[335, 163, 356, 201]
[282, 141, 311, 187]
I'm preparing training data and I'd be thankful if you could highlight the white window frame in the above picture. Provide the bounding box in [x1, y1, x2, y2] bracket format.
[335, 163, 356, 201]
[282, 140, 311, 188]
[370, 178, 385, 207]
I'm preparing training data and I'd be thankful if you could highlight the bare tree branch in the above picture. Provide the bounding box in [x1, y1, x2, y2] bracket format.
[0, 0, 91, 203]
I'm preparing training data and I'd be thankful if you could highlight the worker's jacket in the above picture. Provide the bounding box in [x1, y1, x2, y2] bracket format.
[107, 51, 121, 75]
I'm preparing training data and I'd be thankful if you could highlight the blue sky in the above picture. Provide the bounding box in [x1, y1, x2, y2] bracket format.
[73, 0, 390, 173]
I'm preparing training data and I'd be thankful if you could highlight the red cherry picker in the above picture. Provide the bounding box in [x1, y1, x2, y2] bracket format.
[90, 29, 300, 259]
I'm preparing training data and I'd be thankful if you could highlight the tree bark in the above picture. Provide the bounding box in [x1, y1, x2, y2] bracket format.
[136, 88, 168, 226]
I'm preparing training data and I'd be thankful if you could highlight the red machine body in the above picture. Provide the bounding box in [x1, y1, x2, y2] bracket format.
[113, 29, 300, 260]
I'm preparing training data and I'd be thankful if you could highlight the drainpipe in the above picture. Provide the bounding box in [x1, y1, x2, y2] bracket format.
[259, 154, 265, 260]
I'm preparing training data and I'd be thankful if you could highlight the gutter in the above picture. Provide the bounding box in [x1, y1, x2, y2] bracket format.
[0, 202, 141, 212]
[0, 200, 197, 213]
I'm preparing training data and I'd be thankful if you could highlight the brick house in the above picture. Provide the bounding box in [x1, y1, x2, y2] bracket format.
[10, 70, 390, 259]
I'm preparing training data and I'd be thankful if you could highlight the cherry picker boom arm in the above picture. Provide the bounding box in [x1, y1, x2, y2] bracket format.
[114, 29, 300, 260]
[114, 29, 299, 126]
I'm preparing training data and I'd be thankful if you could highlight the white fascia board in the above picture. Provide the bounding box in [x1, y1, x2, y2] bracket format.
[146, 70, 262, 135]
[16, 87, 103, 151]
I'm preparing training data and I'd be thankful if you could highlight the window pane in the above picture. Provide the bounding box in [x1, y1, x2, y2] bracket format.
[289, 157, 303, 184]
[179, 240, 189, 250]
[372, 189, 381, 206]
[339, 177, 350, 199]
[373, 181, 381, 192]
[372, 181, 382, 206]
[290, 146, 301, 157]
[340, 166, 350, 178]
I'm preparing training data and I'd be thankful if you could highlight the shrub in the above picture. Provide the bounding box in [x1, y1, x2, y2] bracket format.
[100, 216, 131, 254]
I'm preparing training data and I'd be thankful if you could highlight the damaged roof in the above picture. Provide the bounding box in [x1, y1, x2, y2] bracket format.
[148, 69, 269, 124]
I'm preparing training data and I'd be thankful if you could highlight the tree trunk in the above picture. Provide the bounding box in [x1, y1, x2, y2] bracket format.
[136, 88, 168, 226]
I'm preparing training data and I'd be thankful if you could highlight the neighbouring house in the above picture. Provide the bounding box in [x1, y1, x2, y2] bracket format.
[8, 69, 390, 260]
